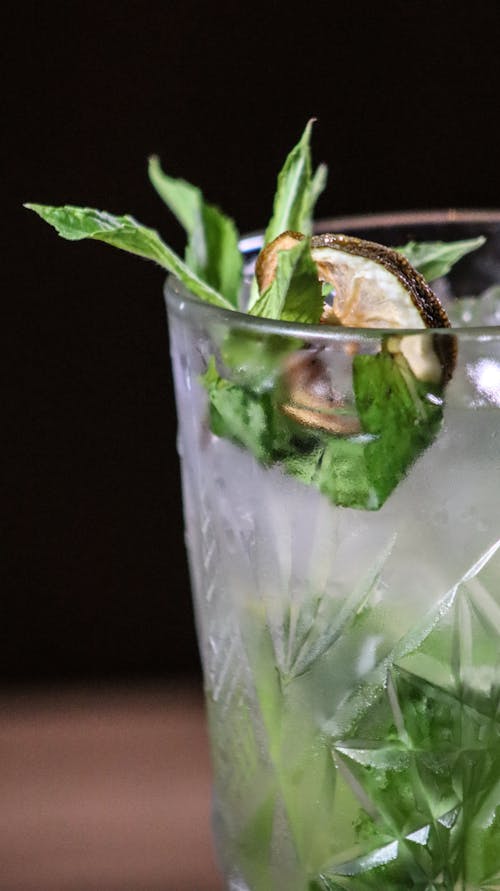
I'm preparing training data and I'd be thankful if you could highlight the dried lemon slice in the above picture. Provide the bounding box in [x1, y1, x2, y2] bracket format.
[256, 231, 456, 385]
[255, 230, 306, 293]
[281, 351, 361, 435]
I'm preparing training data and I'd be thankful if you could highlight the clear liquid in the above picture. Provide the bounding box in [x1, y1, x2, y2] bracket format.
[185, 408, 500, 890]
[169, 284, 500, 890]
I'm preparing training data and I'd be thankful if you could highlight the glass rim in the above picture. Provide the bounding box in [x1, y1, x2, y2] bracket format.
[164, 209, 500, 341]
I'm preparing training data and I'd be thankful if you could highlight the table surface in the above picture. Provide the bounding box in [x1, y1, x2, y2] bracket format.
[0, 684, 225, 891]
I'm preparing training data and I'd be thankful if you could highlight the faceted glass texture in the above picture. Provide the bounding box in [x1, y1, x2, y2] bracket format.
[165, 213, 500, 891]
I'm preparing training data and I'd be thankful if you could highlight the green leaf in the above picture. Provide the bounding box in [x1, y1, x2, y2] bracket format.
[148, 157, 242, 306]
[310, 352, 443, 510]
[350, 351, 443, 506]
[309, 162, 329, 214]
[203, 349, 443, 511]
[24, 203, 234, 310]
[201, 366, 286, 463]
[263, 120, 327, 244]
[291, 435, 374, 510]
[250, 238, 323, 324]
[281, 536, 396, 682]
[148, 158, 201, 234]
[395, 236, 485, 282]
[220, 330, 301, 393]
[247, 120, 327, 311]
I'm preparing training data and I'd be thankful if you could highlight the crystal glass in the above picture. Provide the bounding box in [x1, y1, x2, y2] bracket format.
[165, 212, 500, 891]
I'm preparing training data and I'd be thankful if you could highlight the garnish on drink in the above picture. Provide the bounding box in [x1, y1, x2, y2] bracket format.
[25, 121, 482, 510]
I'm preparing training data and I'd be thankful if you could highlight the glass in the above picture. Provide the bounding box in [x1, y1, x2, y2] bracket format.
[165, 212, 500, 891]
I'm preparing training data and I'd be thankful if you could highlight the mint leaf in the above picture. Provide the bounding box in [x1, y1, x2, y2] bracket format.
[309, 161, 329, 216]
[201, 360, 291, 462]
[247, 120, 327, 311]
[24, 203, 234, 310]
[298, 436, 375, 510]
[203, 349, 443, 511]
[396, 236, 485, 281]
[220, 331, 301, 392]
[226, 549, 500, 887]
[281, 352, 443, 510]
[264, 120, 327, 244]
[250, 238, 323, 324]
[148, 157, 242, 306]
[310, 353, 443, 509]
[351, 351, 443, 505]
[148, 159, 201, 234]
[209, 386, 274, 463]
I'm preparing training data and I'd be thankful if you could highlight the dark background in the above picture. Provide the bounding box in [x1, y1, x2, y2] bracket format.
[4, 1, 500, 683]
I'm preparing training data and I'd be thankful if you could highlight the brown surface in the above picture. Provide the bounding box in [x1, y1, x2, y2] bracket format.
[0, 685, 225, 891]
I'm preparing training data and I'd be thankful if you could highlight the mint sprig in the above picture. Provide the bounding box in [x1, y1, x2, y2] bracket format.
[24, 203, 234, 310]
[263, 119, 327, 244]
[247, 120, 327, 311]
[148, 157, 242, 306]
[203, 350, 443, 511]
[25, 126, 487, 512]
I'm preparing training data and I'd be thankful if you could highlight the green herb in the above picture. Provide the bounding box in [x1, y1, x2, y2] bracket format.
[202, 350, 443, 511]
[396, 236, 485, 281]
[302, 351, 443, 512]
[250, 237, 323, 324]
[318, 663, 500, 888]
[24, 203, 234, 310]
[25, 126, 485, 511]
[219, 330, 301, 392]
[349, 351, 442, 506]
[202, 357, 295, 462]
[148, 156, 242, 306]
[262, 119, 327, 245]
[215, 542, 500, 890]
[247, 120, 327, 310]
